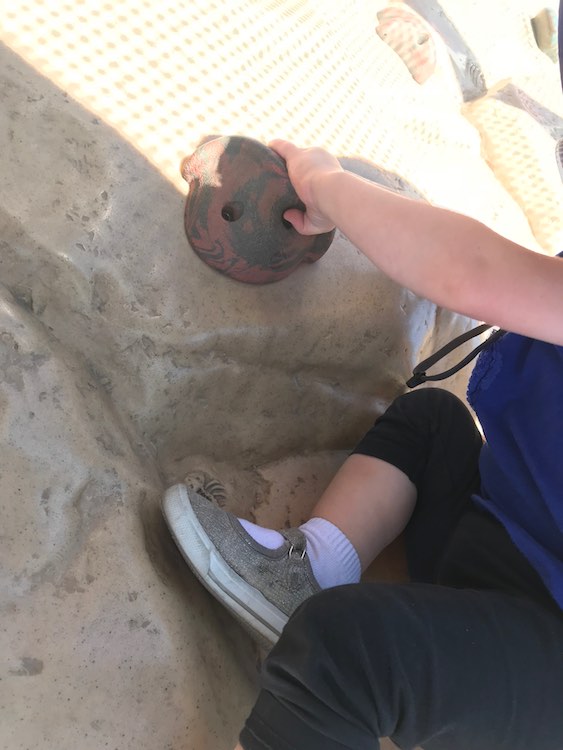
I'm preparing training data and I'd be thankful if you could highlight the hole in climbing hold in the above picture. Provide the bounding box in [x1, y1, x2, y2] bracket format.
[221, 202, 244, 222]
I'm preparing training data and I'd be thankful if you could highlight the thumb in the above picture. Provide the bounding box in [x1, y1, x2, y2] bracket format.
[283, 208, 331, 236]
[282, 207, 307, 234]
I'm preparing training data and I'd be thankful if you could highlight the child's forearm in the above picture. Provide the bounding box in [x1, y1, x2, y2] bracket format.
[314, 170, 563, 344]
[314, 171, 504, 314]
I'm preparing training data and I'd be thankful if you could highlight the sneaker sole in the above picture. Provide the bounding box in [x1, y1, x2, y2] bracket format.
[162, 484, 287, 646]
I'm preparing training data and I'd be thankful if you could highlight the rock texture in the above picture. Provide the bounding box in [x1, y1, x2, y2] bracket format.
[1, 1, 562, 748]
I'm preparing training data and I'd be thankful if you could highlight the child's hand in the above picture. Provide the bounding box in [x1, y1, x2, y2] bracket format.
[269, 139, 342, 235]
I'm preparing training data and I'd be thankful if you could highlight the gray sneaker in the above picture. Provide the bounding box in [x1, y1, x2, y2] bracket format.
[162, 483, 321, 645]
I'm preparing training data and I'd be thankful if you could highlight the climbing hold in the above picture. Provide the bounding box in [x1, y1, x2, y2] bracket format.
[531, 8, 559, 63]
[404, 0, 487, 101]
[376, 6, 436, 84]
[181, 136, 335, 284]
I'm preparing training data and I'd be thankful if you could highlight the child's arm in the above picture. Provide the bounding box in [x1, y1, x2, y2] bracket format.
[270, 139, 563, 346]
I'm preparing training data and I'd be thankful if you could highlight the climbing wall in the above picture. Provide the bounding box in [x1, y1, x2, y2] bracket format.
[1, 1, 561, 749]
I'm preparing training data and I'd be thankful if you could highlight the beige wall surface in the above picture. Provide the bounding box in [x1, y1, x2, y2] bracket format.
[1, 1, 562, 748]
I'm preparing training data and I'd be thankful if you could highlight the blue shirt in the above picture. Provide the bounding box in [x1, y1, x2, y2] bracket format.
[467, 320, 563, 607]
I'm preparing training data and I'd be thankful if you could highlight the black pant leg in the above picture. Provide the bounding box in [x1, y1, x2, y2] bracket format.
[241, 583, 563, 750]
[438, 506, 560, 611]
[353, 388, 482, 582]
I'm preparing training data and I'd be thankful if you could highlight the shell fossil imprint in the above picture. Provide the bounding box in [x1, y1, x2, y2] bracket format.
[376, 6, 436, 84]
[184, 470, 228, 507]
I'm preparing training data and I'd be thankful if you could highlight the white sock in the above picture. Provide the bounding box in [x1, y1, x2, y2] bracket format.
[300, 517, 361, 589]
[238, 519, 285, 549]
[238, 515, 361, 589]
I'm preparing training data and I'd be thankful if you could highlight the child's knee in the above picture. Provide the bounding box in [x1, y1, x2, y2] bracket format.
[275, 584, 405, 660]
[396, 386, 463, 413]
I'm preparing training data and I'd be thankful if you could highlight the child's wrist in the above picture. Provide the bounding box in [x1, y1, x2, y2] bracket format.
[311, 169, 345, 225]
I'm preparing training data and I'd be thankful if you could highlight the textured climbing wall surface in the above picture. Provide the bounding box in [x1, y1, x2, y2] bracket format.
[1, 1, 562, 749]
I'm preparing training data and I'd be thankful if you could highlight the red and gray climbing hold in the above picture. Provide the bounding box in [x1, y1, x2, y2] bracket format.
[181, 136, 335, 284]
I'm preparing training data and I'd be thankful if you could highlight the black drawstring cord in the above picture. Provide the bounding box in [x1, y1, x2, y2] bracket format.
[406, 323, 505, 388]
